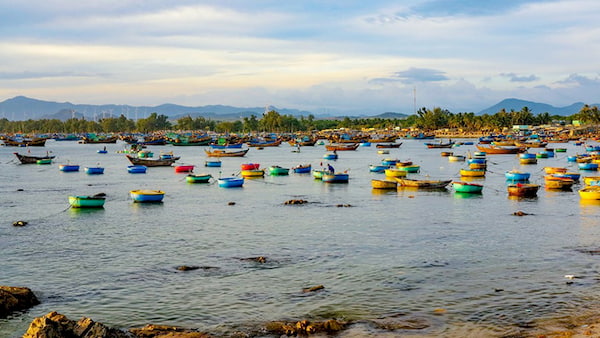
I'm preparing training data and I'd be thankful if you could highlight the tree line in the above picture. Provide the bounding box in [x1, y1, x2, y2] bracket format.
[0, 105, 598, 134]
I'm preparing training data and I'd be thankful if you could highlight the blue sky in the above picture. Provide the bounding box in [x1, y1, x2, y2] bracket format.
[1, 0, 599, 115]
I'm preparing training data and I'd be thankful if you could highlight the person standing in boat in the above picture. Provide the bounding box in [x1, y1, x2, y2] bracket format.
[327, 163, 335, 173]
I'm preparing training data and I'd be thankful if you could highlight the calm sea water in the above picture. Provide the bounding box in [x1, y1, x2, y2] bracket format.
[1, 139, 599, 337]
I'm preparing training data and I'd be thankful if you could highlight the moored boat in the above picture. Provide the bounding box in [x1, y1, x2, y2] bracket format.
[14, 152, 55, 164]
[217, 177, 244, 188]
[579, 186, 600, 200]
[127, 165, 147, 174]
[552, 172, 580, 182]
[204, 148, 249, 157]
[130, 189, 165, 202]
[544, 175, 575, 190]
[371, 179, 397, 189]
[84, 167, 104, 175]
[507, 183, 539, 197]
[292, 164, 311, 173]
[323, 152, 338, 160]
[505, 170, 530, 181]
[126, 154, 180, 167]
[578, 162, 599, 171]
[36, 159, 52, 165]
[325, 143, 359, 151]
[268, 166, 289, 176]
[476, 144, 525, 154]
[205, 160, 222, 167]
[395, 178, 452, 189]
[452, 181, 483, 193]
[583, 176, 600, 186]
[241, 169, 265, 178]
[384, 168, 408, 178]
[240, 163, 260, 170]
[59, 164, 80, 172]
[395, 164, 420, 173]
[448, 155, 466, 162]
[312, 170, 330, 179]
[369, 164, 389, 173]
[174, 165, 195, 173]
[460, 169, 486, 177]
[322, 172, 350, 183]
[68, 194, 106, 208]
[185, 174, 212, 183]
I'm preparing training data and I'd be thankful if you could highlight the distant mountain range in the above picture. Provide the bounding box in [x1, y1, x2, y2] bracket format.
[0, 95, 595, 121]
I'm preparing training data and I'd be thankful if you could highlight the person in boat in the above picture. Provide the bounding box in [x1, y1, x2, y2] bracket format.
[327, 164, 335, 173]
[333, 149, 337, 154]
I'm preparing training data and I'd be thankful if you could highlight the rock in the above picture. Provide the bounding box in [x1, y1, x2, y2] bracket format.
[513, 211, 529, 216]
[264, 319, 346, 336]
[23, 311, 131, 338]
[240, 256, 267, 263]
[336, 204, 352, 207]
[302, 284, 324, 293]
[228, 202, 236, 206]
[130, 324, 211, 337]
[284, 199, 308, 205]
[0, 286, 39, 317]
[12, 220, 28, 227]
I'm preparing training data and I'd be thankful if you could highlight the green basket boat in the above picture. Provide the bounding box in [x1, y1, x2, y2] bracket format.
[452, 181, 483, 194]
[68, 194, 106, 208]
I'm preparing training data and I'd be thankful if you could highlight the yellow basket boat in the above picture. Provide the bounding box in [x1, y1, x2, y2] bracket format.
[579, 186, 600, 200]
[371, 179, 397, 189]
[384, 168, 408, 177]
[460, 169, 486, 177]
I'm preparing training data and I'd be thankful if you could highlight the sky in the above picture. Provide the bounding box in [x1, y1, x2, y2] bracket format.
[1, 0, 599, 115]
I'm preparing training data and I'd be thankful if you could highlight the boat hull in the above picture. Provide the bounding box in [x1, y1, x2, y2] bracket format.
[507, 184, 539, 197]
[217, 177, 244, 187]
[185, 174, 212, 183]
[130, 190, 165, 202]
[85, 167, 104, 175]
[322, 173, 349, 183]
[68, 196, 106, 208]
[127, 165, 147, 174]
[452, 182, 483, 193]
[371, 179, 397, 189]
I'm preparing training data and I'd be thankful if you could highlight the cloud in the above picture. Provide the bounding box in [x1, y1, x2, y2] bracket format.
[500, 73, 540, 82]
[392, 68, 449, 84]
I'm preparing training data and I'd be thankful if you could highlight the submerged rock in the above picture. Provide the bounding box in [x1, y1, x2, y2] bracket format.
[130, 324, 211, 337]
[0, 286, 39, 317]
[240, 256, 267, 263]
[12, 220, 28, 227]
[513, 210, 530, 216]
[176, 265, 200, 271]
[302, 284, 324, 293]
[264, 319, 346, 336]
[284, 199, 308, 205]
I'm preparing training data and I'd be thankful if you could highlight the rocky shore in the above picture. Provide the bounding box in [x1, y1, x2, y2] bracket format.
[0, 286, 39, 317]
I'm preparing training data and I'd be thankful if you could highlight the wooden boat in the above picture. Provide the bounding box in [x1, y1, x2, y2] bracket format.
[440, 151, 453, 157]
[84, 167, 104, 175]
[168, 136, 212, 146]
[130, 189, 165, 202]
[59, 164, 80, 172]
[185, 174, 212, 183]
[81, 136, 118, 144]
[544, 176, 575, 190]
[127, 165, 147, 174]
[204, 148, 249, 157]
[460, 169, 486, 177]
[507, 183, 539, 197]
[376, 143, 402, 148]
[36, 159, 52, 165]
[579, 186, 600, 200]
[217, 177, 244, 188]
[476, 144, 525, 154]
[452, 181, 483, 193]
[247, 139, 282, 147]
[384, 168, 408, 178]
[68, 194, 106, 208]
[3, 137, 47, 147]
[325, 143, 359, 151]
[322, 172, 349, 183]
[268, 166, 289, 176]
[126, 154, 180, 167]
[240, 163, 260, 170]
[544, 167, 567, 174]
[209, 142, 244, 149]
[425, 141, 454, 149]
[13, 152, 55, 164]
[505, 170, 530, 181]
[371, 179, 397, 189]
[292, 164, 311, 173]
[205, 160, 222, 167]
[241, 169, 265, 178]
[394, 178, 451, 188]
[174, 165, 194, 173]
[323, 152, 338, 160]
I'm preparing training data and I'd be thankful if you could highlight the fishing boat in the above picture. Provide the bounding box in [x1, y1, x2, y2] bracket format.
[377, 150, 390, 155]
[322, 172, 349, 183]
[174, 165, 195, 173]
[519, 157, 538, 165]
[425, 141, 454, 149]
[312, 170, 330, 179]
[467, 158, 486, 164]
[369, 164, 389, 173]
[381, 158, 399, 166]
[217, 177, 244, 188]
[469, 162, 487, 170]
[36, 159, 52, 165]
[209, 142, 244, 149]
[247, 139, 282, 147]
[583, 176, 600, 186]
[159, 152, 176, 160]
[579, 186, 600, 200]
[325, 143, 359, 151]
[323, 152, 338, 160]
[3, 137, 48, 147]
[448, 154, 466, 162]
[205, 160, 222, 167]
[241, 169, 265, 178]
[544, 176, 575, 190]
[475, 144, 525, 154]
[507, 183, 540, 197]
[505, 170, 530, 181]
[460, 169, 486, 177]
[130, 189, 165, 202]
[384, 168, 408, 178]
[395, 164, 420, 173]
[97, 149, 108, 154]
[578, 162, 598, 171]
[292, 164, 312, 173]
[68, 194, 106, 208]
[185, 174, 212, 183]
[544, 167, 567, 174]
[395, 178, 452, 189]
[440, 151, 453, 157]
[127, 165, 147, 174]
[268, 166, 289, 176]
[13, 152, 56, 164]
[126, 154, 180, 167]
[536, 151, 549, 159]
[552, 172, 580, 182]
[452, 181, 483, 194]
[84, 167, 104, 175]
[240, 163, 260, 170]
[371, 179, 397, 189]
[376, 143, 402, 148]
[59, 164, 80, 172]
[204, 148, 249, 157]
